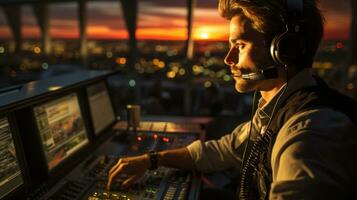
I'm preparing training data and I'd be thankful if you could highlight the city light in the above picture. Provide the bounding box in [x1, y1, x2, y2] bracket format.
[129, 80, 136, 87]
[166, 71, 176, 79]
[0, 46, 4, 54]
[179, 68, 186, 75]
[204, 81, 212, 88]
[42, 63, 49, 70]
[172, 66, 179, 73]
[116, 57, 126, 65]
[34, 47, 41, 54]
[192, 65, 203, 75]
[153, 58, 160, 65]
[158, 61, 165, 69]
[106, 51, 113, 58]
[223, 74, 232, 82]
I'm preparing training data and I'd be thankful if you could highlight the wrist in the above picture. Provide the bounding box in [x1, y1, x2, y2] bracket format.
[147, 151, 158, 170]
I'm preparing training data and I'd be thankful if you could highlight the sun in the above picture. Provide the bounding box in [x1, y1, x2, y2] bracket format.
[200, 32, 209, 40]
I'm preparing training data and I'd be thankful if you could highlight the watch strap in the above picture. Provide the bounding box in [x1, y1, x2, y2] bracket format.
[147, 151, 158, 170]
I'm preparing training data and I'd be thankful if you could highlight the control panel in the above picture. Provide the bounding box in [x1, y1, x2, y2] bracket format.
[37, 130, 201, 200]
[42, 155, 199, 200]
[89, 157, 195, 200]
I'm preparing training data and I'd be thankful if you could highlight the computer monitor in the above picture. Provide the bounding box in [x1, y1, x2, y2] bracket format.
[33, 93, 89, 171]
[86, 81, 115, 135]
[0, 117, 24, 199]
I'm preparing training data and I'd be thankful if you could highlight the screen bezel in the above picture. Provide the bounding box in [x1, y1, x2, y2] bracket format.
[0, 113, 28, 200]
[85, 80, 116, 138]
[31, 92, 91, 174]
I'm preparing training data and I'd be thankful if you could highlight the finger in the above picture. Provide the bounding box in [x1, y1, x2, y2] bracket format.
[121, 174, 140, 188]
[107, 164, 124, 191]
[109, 159, 123, 177]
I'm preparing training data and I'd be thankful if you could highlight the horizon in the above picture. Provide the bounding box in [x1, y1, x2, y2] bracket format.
[0, 0, 351, 41]
[0, 37, 350, 42]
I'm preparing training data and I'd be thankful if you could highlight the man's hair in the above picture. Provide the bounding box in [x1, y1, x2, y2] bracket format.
[218, 0, 325, 67]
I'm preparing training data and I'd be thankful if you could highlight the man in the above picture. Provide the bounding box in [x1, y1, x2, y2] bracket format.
[108, 0, 357, 199]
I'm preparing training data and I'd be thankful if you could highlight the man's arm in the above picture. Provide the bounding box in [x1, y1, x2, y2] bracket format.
[107, 121, 250, 190]
[157, 147, 196, 170]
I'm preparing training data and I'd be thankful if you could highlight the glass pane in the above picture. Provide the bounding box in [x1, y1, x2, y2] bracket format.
[0, 8, 16, 89]
[49, 3, 79, 39]
[136, 0, 187, 78]
[22, 5, 40, 40]
[0, 9, 12, 39]
[87, 2, 128, 70]
[21, 5, 42, 80]
[192, 0, 238, 117]
[48, 2, 80, 70]
[314, 0, 351, 91]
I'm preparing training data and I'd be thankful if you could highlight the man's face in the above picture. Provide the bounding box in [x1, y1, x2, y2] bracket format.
[225, 15, 276, 93]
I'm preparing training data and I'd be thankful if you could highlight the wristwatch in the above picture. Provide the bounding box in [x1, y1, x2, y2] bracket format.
[147, 151, 158, 170]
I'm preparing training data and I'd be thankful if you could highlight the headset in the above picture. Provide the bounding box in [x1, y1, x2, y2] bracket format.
[240, 0, 305, 81]
[270, 0, 306, 67]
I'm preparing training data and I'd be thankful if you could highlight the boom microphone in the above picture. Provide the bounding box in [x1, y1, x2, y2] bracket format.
[240, 66, 278, 81]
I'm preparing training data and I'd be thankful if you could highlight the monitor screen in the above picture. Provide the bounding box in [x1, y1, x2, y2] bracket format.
[87, 82, 115, 135]
[0, 117, 24, 199]
[33, 93, 89, 170]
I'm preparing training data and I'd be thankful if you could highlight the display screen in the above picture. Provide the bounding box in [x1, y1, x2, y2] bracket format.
[87, 82, 115, 135]
[0, 117, 23, 199]
[34, 94, 89, 170]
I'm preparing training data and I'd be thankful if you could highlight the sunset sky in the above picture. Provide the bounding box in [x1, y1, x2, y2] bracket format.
[0, 0, 352, 41]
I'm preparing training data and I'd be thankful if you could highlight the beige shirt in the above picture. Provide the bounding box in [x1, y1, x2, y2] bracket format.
[186, 69, 357, 199]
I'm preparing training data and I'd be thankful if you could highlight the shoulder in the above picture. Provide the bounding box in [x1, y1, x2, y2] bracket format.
[271, 107, 357, 180]
[279, 107, 354, 140]
[273, 107, 356, 152]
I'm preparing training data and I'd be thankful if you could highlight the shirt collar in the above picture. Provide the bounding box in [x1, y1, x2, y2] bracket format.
[257, 68, 317, 119]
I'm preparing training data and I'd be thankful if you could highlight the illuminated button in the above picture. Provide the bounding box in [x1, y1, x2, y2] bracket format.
[110, 193, 120, 200]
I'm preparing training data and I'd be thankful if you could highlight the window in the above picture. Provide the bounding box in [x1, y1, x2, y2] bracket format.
[136, 0, 187, 79]
[87, 2, 128, 70]
[314, 0, 352, 91]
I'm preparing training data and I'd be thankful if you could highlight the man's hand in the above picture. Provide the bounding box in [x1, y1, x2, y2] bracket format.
[107, 154, 150, 190]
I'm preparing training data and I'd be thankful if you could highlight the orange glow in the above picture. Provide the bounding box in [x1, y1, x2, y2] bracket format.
[193, 25, 229, 41]
[200, 32, 209, 39]
[137, 28, 187, 40]
[34, 47, 41, 54]
[0, 27, 12, 39]
[0, 3, 350, 41]
[51, 28, 79, 39]
[87, 26, 129, 39]
[116, 57, 126, 64]
[22, 27, 41, 39]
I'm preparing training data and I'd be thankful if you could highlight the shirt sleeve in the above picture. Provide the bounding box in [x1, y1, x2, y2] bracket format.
[270, 108, 357, 199]
[186, 122, 250, 172]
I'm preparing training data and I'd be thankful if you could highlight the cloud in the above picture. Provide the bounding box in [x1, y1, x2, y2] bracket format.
[0, 0, 352, 40]
[49, 3, 78, 20]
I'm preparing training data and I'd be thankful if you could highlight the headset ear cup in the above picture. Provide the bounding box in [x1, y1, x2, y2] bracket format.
[270, 32, 305, 66]
[270, 33, 286, 66]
